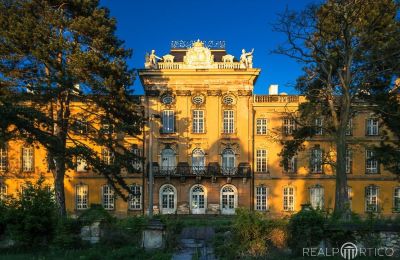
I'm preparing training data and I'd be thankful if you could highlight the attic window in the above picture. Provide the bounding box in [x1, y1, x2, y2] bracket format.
[223, 95, 234, 105]
[192, 95, 204, 105]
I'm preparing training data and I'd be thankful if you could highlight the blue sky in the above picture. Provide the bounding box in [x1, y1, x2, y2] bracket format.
[100, 0, 317, 95]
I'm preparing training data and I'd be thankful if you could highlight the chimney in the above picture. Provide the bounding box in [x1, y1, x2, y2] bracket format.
[269, 84, 278, 95]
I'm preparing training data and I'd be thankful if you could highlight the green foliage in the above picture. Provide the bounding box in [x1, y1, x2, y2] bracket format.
[52, 217, 83, 249]
[157, 215, 184, 250]
[288, 207, 326, 256]
[3, 177, 57, 248]
[77, 204, 115, 226]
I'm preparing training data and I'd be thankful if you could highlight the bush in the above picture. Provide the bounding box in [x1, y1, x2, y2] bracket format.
[78, 204, 115, 226]
[287, 205, 326, 256]
[53, 217, 83, 249]
[4, 176, 57, 248]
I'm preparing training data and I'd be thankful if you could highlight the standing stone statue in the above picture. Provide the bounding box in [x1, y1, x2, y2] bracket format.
[240, 48, 254, 68]
[146, 50, 162, 69]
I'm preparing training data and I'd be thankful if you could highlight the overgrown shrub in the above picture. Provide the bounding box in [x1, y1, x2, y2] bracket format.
[53, 217, 83, 249]
[288, 206, 326, 256]
[78, 204, 115, 226]
[4, 176, 57, 248]
[157, 215, 183, 250]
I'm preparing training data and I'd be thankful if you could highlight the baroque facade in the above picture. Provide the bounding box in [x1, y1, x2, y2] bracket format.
[0, 40, 399, 217]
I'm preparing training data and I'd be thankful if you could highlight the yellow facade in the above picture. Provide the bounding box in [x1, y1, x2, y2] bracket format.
[0, 41, 399, 217]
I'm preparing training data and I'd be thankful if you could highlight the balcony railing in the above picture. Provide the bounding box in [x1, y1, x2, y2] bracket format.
[254, 95, 299, 103]
[151, 166, 251, 178]
[156, 62, 243, 70]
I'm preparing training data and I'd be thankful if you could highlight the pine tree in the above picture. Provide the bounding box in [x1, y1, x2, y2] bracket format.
[0, 0, 142, 216]
[273, 0, 400, 219]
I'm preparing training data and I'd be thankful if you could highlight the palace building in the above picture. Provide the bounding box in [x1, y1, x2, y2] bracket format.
[1, 40, 399, 217]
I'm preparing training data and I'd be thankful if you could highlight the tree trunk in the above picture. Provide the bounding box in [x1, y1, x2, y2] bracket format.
[53, 155, 66, 217]
[334, 128, 350, 220]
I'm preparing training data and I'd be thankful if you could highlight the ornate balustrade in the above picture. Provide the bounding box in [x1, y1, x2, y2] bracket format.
[156, 62, 243, 70]
[151, 166, 251, 178]
[254, 95, 299, 103]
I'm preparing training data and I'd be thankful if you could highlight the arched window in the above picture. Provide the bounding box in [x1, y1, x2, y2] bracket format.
[221, 149, 235, 175]
[192, 148, 205, 173]
[220, 185, 237, 215]
[160, 184, 176, 214]
[190, 185, 206, 214]
[161, 148, 176, 171]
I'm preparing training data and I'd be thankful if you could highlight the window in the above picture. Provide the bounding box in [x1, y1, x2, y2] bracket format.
[223, 95, 234, 105]
[365, 149, 378, 174]
[310, 185, 324, 209]
[347, 186, 353, 210]
[192, 148, 206, 173]
[75, 184, 88, 210]
[102, 148, 114, 165]
[193, 110, 204, 133]
[345, 149, 352, 174]
[22, 146, 34, 172]
[192, 95, 204, 105]
[311, 147, 323, 174]
[256, 118, 268, 135]
[0, 144, 7, 172]
[365, 185, 379, 212]
[162, 110, 175, 133]
[223, 110, 234, 133]
[161, 95, 174, 105]
[394, 187, 400, 212]
[284, 156, 297, 174]
[315, 118, 323, 135]
[256, 149, 268, 173]
[283, 118, 296, 135]
[221, 148, 235, 175]
[160, 184, 176, 214]
[73, 119, 88, 135]
[0, 184, 7, 201]
[366, 118, 379, 136]
[76, 157, 88, 172]
[101, 123, 114, 135]
[161, 148, 176, 171]
[256, 186, 268, 211]
[102, 185, 115, 210]
[345, 119, 353, 136]
[191, 185, 206, 214]
[283, 186, 295, 211]
[131, 145, 142, 172]
[129, 185, 142, 210]
[221, 185, 237, 215]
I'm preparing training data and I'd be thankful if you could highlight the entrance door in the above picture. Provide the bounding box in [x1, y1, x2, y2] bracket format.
[191, 185, 206, 214]
[160, 185, 176, 214]
[221, 185, 237, 215]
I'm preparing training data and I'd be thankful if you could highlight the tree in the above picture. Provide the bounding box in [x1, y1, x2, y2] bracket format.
[273, 0, 400, 219]
[0, 0, 143, 216]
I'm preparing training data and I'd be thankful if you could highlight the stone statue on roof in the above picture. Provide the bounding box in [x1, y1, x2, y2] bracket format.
[240, 48, 254, 68]
[145, 50, 162, 69]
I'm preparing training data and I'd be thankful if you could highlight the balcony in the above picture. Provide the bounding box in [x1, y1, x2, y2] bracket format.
[151, 164, 251, 178]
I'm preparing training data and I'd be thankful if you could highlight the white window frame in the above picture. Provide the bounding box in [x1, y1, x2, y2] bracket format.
[193, 110, 205, 133]
[223, 110, 234, 134]
[256, 149, 268, 173]
[131, 145, 142, 172]
[286, 156, 297, 174]
[22, 146, 34, 172]
[0, 144, 7, 172]
[283, 118, 296, 135]
[0, 183, 7, 201]
[162, 110, 175, 133]
[365, 185, 379, 212]
[102, 148, 114, 165]
[315, 117, 323, 135]
[159, 184, 177, 214]
[366, 118, 379, 136]
[311, 147, 323, 174]
[366, 149, 378, 174]
[255, 186, 268, 211]
[192, 148, 206, 172]
[75, 184, 88, 210]
[256, 118, 268, 135]
[76, 157, 88, 172]
[190, 184, 207, 214]
[221, 148, 235, 174]
[283, 186, 295, 211]
[394, 187, 400, 212]
[128, 185, 142, 210]
[102, 185, 115, 210]
[220, 184, 238, 215]
[310, 185, 324, 209]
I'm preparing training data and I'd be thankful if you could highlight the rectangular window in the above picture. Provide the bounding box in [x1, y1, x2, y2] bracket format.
[310, 186, 324, 209]
[365, 186, 379, 212]
[256, 186, 268, 211]
[285, 156, 297, 174]
[129, 185, 142, 210]
[346, 149, 352, 174]
[256, 118, 268, 135]
[193, 110, 204, 133]
[131, 145, 142, 172]
[315, 118, 323, 135]
[76, 157, 88, 172]
[223, 110, 234, 133]
[311, 148, 323, 174]
[75, 184, 88, 210]
[256, 149, 268, 173]
[366, 150, 378, 174]
[283, 186, 295, 211]
[73, 119, 88, 135]
[0, 144, 7, 172]
[0, 184, 7, 201]
[347, 186, 353, 210]
[283, 118, 296, 135]
[162, 110, 175, 133]
[366, 118, 379, 136]
[101, 123, 114, 135]
[102, 185, 115, 210]
[345, 119, 353, 136]
[22, 146, 34, 172]
[394, 187, 400, 212]
[102, 148, 114, 165]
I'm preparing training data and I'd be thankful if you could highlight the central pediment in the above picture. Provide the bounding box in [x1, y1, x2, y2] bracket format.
[183, 40, 214, 68]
